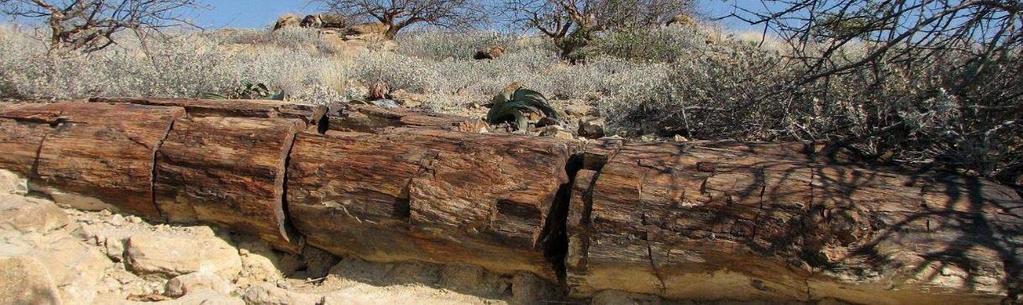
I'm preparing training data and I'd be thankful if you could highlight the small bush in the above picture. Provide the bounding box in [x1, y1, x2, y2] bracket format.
[586, 26, 710, 62]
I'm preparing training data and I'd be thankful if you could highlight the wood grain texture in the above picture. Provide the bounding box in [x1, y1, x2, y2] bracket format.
[287, 128, 571, 279]
[567, 142, 1023, 305]
[0, 103, 66, 176]
[32, 102, 184, 218]
[329, 104, 488, 133]
[90, 97, 327, 130]
[154, 116, 304, 253]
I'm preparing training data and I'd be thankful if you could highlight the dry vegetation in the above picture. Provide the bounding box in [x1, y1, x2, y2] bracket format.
[0, 16, 1020, 184]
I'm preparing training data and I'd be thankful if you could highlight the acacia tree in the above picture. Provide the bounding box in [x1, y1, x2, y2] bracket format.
[724, 0, 1022, 181]
[316, 0, 486, 39]
[504, 0, 693, 59]
[0, 0, 199, 53]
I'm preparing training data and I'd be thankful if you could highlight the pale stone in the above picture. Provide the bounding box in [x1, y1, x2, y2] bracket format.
[0, 256, 63, 305]
[125, 231, 242, 279]
[0, 169, 27, 195]
[165, 272, 234, 297]
[0, 233, 109, 305]
[0, 194, 70, 234]
[242, 282, 323, 305]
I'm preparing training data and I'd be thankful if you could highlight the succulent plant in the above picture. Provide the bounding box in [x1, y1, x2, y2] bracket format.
[486, 87, 560, 131]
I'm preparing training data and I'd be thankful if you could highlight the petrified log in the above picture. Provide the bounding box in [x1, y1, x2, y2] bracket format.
[330, 104, 488, 133]
[28, 102, 184, 218]
[567, 142, 1023, 305]
[89, 97, 328, 130]
[287, 128, 572, 279]
[153, 116, 304, 253]
[0, 103, 66, 176]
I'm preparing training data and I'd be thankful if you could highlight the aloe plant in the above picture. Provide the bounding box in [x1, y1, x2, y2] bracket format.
[486, 88, 560, 131]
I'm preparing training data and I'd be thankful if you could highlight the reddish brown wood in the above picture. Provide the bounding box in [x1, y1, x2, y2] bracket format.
[154, 116, 304, 253]
[567, 142, 1023, 305]
[90, 97, 327, 129]
[287, 128, 571, 279]
[330, 104, 488, 133]
[32, 102, 185, 218]
[0, 103, 66, 176]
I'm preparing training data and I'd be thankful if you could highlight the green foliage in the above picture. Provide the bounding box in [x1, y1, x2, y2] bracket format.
[486, 88, 560, 131]
[586, 26, 708, 62]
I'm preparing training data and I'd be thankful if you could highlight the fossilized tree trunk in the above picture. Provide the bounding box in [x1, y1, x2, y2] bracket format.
[567, 141, 1022, 305]
[286, 128, 572, 280]
[153, 116, 305, 253]
[329, 104, 488, 133]
[1, 100, 1020, 304]
[1, 102, 186, 218]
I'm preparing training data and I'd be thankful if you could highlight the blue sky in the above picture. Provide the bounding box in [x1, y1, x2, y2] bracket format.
[192, 0, 756, 29]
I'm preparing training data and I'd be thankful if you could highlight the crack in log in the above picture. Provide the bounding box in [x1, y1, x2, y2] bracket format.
[149, 117, 177, 221]
[540, 153, 583, 286]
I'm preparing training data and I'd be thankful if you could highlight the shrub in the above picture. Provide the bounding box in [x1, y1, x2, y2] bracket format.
[586, 26, 710, 63]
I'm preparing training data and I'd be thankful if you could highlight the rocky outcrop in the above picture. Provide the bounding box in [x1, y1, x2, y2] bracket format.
[0, 99, 1020, 305]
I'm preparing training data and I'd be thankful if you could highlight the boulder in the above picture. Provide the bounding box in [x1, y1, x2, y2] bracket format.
[0, 194, 71, 234]
[345, 22, 390, 37]
[0, 229, 110, 305]
[273, 14, 301, 31]
[577, 118, 605, 139]
[300, 15, 322, 28]
[124, 229, 242, 279]
[0, 256, 63, 305]
[473, 46, 505, 60]
[369, 80, 390, 100]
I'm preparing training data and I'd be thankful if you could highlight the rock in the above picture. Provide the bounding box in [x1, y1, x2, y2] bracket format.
[539, 125, 575, 140]
[0, 169, 26, 195]
[577, 118, 605, 139]
[273, 14, 301, 31]
[165, 272, 234, 298]
[473, 46, 505, 60]
[319, 14, 346, 29]
[345, 22, 390, 37]
[236, 238, 283, 283]
[125, 229, 242, 279]
[0, 229, 110, 305]
[439, 264, 509, 298]
[591, 290, 661, 305]
[96, 290, 244, 305]
[242, 282, 323, 305]
[300, 15, 322, 28]
[301, 246, 340, 279]
[0, 256, 63, 305]
[369, 81, 390, 100]
[369, 99, 399, 109]
[389, 89, 424, 108]
[0, 194, 71, 234]
[511, 272, 554, 305]
[563, 104, 597, 117]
